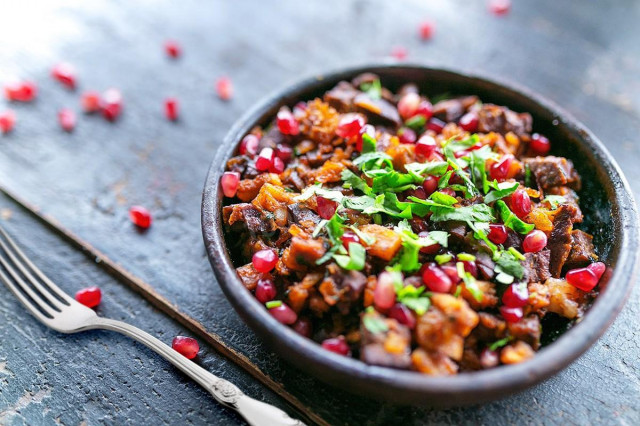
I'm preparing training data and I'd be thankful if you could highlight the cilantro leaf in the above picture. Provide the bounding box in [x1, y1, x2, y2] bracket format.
[430, 191, 458, 206]
[363, 312, 389, 333]
[294, 183, 345, 203]
[543, 195, 566, 210]
[371, 170, 420, 193]
[469, 221, 498, 255]
[488, 336, 513, 351]
[405, 115, 426, 130]
[333, 242, 366, 271]
[361, 133, 377, 153]
[401, 297, 431, 315]
[495, 251, 525, 279]
[430, 203, 495, 224]
[360, 79, 382, 100]
[341, 169, 373, 195]
[495, 200, 535, 234]
[405, 161, 449, 179]
[469, 145, 497, 194]
[353, 152, 393, 171]
[484, 181, 519, 203]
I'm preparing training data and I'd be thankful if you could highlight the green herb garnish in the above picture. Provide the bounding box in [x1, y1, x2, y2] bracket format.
[484, 181, 519, 203]
[488, 336, 513, 351]
[495, 200, 535, 234]
[266, 300, 282, 309]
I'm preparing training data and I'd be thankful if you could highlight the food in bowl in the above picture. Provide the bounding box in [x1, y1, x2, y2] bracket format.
[219, 73, 607, 375]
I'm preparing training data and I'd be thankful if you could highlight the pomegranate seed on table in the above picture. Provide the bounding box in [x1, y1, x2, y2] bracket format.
[215, 76, 233, 100]
[51, 63, 77, 89]
[252, 249, 278, 273]
[58, 109, 76, 132]
[422, 263, 453, 293]
[255, 147, 274, 172]
[101, 88, 123, 121]
[391, 46, 408, 60]
[322, 336, 350, 356]
[489, 0, 512, 16]
[172, 336, 199, 359]
[488, 224, 508, 244]
[164, 40, 182, 58]
[0, 110, 16, 134]
[75, 286, 101, 308]
[480, 348, 499, 368]
[459, 112, 478, 132]
[510, 189, 531, 218]
[422, 175, 439, 196]
[275, 144, 293, 163]
[522, 230, 547, 253]
[341, 231, 361, 248]
[502, 283, 529, 307]
[239, 134, 260, 157]
[388, 303, 416, 329]
[220, 171, 240, 198]
[269, 157, 285, 174]
[336, 113, 365, 139]
[415, 101, 434, 121]
[255, 279, 277, 304]
[398, 127, 417, 144]
[81, 91, 101, 113]
[490, 155, 514, 180]
[317, 196, 338, 220]
[268, 302, 298, 325]
[164, 98, 179, 121]
[129, 206, 152, 229]
[292, 317, 312, 337]
[374, 271, 397, 310]
[5, 81, 37, 102]
[500, 305, 523, 323]
[418, 232, 440, 254]
[418, 20, 435, 40]
[357, 124, 375, 151]
[587, 262, 606, 280]
[427, 117, 445, 133]
[415, 134, 437, 157]
[398, 93, 421, 120]
[530, 133, 551, 155]
[276, 109, 299, 135]
[566, 267, 599, 292]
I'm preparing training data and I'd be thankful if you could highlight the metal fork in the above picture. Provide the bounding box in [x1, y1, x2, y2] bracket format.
[0, 224, 304, 426]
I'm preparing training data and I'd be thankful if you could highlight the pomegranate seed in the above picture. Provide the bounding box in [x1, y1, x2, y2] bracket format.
[275, 144, 293, 163]
[268, 303, 298, 325]
[252, 249, 278, 273]
[276, 109, 299, 136]
[129, 206, 152, 229]
[75, 286, 101, 308]
[0, 110, 16, 134]
[459, 112, 478, 132]
[500, 305, 523, 323]
[292, 101, 307, 118]
[587, 262, 606, 280]
[415, 101, 434, 121]
[480, 348, 499, 368]
[255, 279, 277, 304]
[418, 20, 435, 40]
[461, 260, 478, 278]
[489, 0, 511, 16]
[317, 196, 338, 220]
[292, 317, 312, 337]
[4, 81, 37, 102]
[440, 187, 456, 197]
[357, 124, 375, 152]
[530, 133, 551, 155]
[239, 134, 260, 157]
[418, 232, 440, 254]
[488, 224, 508, 244]
[221, 171, 240, 198]
[81, 91, 101, 113]
[269, 157, 285, 174]
[101, 89, 123, 122]
[388, 303, 416, 329]
[490, 155, 514, 181]
[422, 176, 439, 196]
[510, 189, 531, 219]
[440, 263, 461, 284]
[164, 98, 179, 121]
[391, 46, 408, 60]
[255, 147, 274, 172]
[422, 263, 453, 293]
[321, 336, 350, 356]
[502, 283, 529, 308]
[522, 230, 547, 253]
[566, 267, 599, 292]
[398, 127, 417, 144]
[164, 40, 182, 58]
[336, 113, 365, 139]
[341, 231, 361, 249]
[51, 63, 76, 89]
[398, 93, 421, 120]
[58, 109, 76, 132]
[215, 76, 233, 101]
[374, 271, 397, 310]
[172, 336, 199, 359]
[415, 134, 438, 157]
[427, 117, 445, 133]
[408, 186, 427, 200]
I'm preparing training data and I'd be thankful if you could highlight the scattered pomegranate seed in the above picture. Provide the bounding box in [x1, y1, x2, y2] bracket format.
[357, 124, 375, 152]
[461, 260, 478, 278]
[388, 303, 416, 329]
[252, 249, 278, 273]
[427, 117, 445, 133]
[480, 348, 500, 368]
[268, 302, 298, 325]
[440, 187, 456, 197]
[5, 81, 37, 102]
[292, 317, 312, 337]
[502, 283, 529, 307]
[292, 101, 307, 118]
[129, 206, 152, 229]
[255, 147, 274, 172]
[164, 40, 182, 58]
[566, 267, 599, 292]
[587, 262, 606, 280]
[269, 157, 285, 174]
[0, 110, 16, 134]
[522, 230, 547, 253]
[275, 144, 293, 163]
[415, 134, 438, 157]
[81, 91, 101, 113]
[488, 224, 508, 244]
[459, 112, 479, 132]
[221, 171, 240, 198]
[215, 76, 233, 100]
[415, 101, 434, 121]
[101, 89, 123, 122]
[321, 336, 350, 356]
[398, 93, 421, 120]
[341, 231, 361, 249]
[530, 133, 551, 155]
[422, 263, 453, 293]
[239, 134, 260, 157]
[418, 20, 435, 40]
[58, 109, 76, 132]
[500, 305, 523, 323]
[75, 286, 102, 308]
[391, 46, 408, 60]
[440, 263, 461, 285]
[374, 271, 397, 310]
[489, 0, 511, 16]
[317, 196, 338, 220]
[51, 63, 77, 90]
[164, 98, 179, 121]
[422, 175, 439, 196]
[255, 279, 277, 304]
[408, 186, 427, 200]
[418, 232, 441, 254]
[172, 336, 199, 359]
[398, 127, 417, 144]
[276, 109, 299, 136]
[510, 189, 531, 219]
[336, 113, 365, 139]
[490, 154, 514, 181]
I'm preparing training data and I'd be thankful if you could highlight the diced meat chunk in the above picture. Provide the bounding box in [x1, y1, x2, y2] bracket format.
[546, 277, 588, 319]
[507, 315, 541, 350]
[461, 280, 498, 310]
[477, 104, 532, 137]
[433, 96, 478, 122]
[524, 156, 581, 190]
[523, 249, 551, 283]
[223, 203, 276, 234]
[360, 310, 412, 369]
[411, 348, 458, 375]
[565, 230, 597, 269]
[500, 341, 535, 364]
[353, 93, 401, 127]
[324, 81, 359, 112]
[548, 204, 577, 277]
[299, 99, 340, 145]
[527, 282, 550, 313]
[236, 263, 265, 291]
[236, 173, 283, 202]
[287, 203, 321, 233]
[251, 183, 297, 213]
[472, 312, 507, 342]
[359, 224, 403, 261]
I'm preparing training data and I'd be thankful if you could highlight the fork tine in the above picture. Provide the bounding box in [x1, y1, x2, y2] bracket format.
[0, 262, 57, 321]
[0, 225, 74, 306]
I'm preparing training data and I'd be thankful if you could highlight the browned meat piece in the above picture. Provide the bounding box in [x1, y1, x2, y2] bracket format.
[282, 237, 326, 270]
[299, 99, 340, 145]
[504, 228, 524, 250]
[287, 272, 324, 313]
[324, 81, 359, 112]
[565, 230, 597, 269]
[545, 186, 583, 222]
[223, 203, 277, 234]
[527, 282, 550, 313]
[411, 349, 458, 375]
[397, 83, 419, 98]
[236, 173, 283, 202]
[439, 221, 467, 244]
[524, 249, 551, 283]
[226, 155, 249, 175]
[258, 124, 285, 150]
[524, 156, 581, 190]
[507, 315, 541, 350]
[287, 203, 321, 231]
[546, 277, 588, 319]
[251, 183, 297, 213]
[360, 310, 412, 369]
[351, 72, 380, 88]
[433, 96, 478, 122]
[353, 93, 401, 127]
[548, 204, 578, 277]
[477, 104, 532, 137]
[500, 341, 535, 364]
[476, 252, 496, 280]
[281, 169, 306, 191]
[236, 263, 265, 291]
[461, 280, 498, 310]
[472, 312, 507, 342]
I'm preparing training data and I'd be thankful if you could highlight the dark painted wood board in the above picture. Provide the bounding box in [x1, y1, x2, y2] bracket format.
[1, 0, 639, 424]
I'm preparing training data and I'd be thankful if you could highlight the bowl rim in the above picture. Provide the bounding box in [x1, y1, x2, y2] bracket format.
[202, 64, 639, 403]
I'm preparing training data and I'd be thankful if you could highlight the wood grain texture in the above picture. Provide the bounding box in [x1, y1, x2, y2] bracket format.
[0, 0, 639, 425]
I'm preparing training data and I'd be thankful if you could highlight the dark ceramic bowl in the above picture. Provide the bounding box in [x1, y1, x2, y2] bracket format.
[202, 65, 639, 406]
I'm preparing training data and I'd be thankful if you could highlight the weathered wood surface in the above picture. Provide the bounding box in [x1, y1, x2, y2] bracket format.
[1, 0, 639, 424]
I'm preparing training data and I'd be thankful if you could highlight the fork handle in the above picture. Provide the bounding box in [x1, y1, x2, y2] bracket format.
[93, 318, 304, 426]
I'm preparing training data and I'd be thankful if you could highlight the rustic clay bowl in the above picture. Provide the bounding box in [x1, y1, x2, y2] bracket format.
[202, 65, 639, 406]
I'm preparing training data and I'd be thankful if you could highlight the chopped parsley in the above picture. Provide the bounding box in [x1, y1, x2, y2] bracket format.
[361, 133, 377, 153]
[495, 200, 535, 234]
[360, 79, 382, 100]
[484, 181, 519, 203]
[363, 307, 389, 333]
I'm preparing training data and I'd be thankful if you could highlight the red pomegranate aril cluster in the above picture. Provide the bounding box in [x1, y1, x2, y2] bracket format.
[418, 20, 435, 40]
[487, 224, 508, 244]
[374, 271, 397, 310]
[422, 175, 438, 196]
[255, 147, 274, 172]
[101, 89, 123, 121]
[275, 144, 293, 162]
[322, 336, 350, 356]
[336, 113, 365, 139]
[341, 231, 361, 249]
[415, 134, 437, 157]
[129, 206, 152, 229]
[81, 91, 101, 113]
[255, 279, 277, 304]
[510, 189, 531, 218]
[459, 112, 478, 132]
[415, 101, 433, 121]
[566, 262, 605, 292]
[215, 77, 233, 101]
[490, 155, 513, 180]
[398, 127, 417, 144]
[164, 98, 179, 121]
[500, 305, 523, 323]
[269, 303, 297, 324]
[51, 63, 76, 89]
[58, 109, 76, 132]
[252, 249, 278, 273]
[164, 40, 182, 58]
[0, 110, 16, 134]
[172, 336, 199, 359]
[440, 263, 461, 284]
[221, 171, 240, 198]
[269, 157, 285, 174]
[461, 260, 478, 278]
[530, 133, 551, 155]
[75, 286, 101, 308]
[398, 93, 420, 120]
[522, 230, 547, 253]
[388, 303, 416, 329]
[427, 117, 445, 133]
[502, 283, 529, 308]
[276, 109, 299, 136]
[239, 134, 260, 157]
[422, 263, 453, 293]
[5, 81, 37, 102]
[317, 196, 338, 220]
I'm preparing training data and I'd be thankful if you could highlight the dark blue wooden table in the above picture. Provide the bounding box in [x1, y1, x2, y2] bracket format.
[1, 1, 639, 424]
